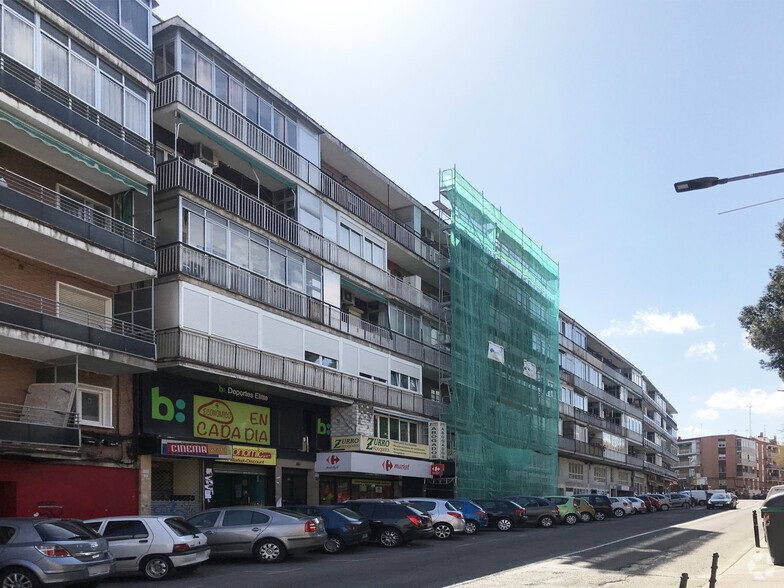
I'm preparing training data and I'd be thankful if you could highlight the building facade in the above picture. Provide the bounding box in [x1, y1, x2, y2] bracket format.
[0, 0, 157, 517]
[558, 312, 679, 495]
[676, 434, 762, 496]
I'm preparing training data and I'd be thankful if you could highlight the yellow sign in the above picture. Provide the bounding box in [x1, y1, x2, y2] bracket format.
[194, 395, 270, 445]
[331, 435, 429, 459]
[352, 479, 392, 486]
[230, 445, 277, 465]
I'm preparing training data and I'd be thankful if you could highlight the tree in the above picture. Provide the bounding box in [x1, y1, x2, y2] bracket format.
[739, 221, 784, 380]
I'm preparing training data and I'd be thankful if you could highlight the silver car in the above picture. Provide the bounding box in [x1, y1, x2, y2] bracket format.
[86, 516, 210, 580]
[0, 518, 115, 587]
[399, 498, 466, 539]
[188, 507, 326, 563]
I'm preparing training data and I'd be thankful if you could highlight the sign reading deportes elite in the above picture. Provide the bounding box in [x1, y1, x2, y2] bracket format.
[331, 435, 429, 459]
[193, 395, 270, 445]
[315, 452, 434, 478]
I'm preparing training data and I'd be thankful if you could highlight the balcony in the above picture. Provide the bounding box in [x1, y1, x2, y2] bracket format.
[0, 401, 80, 448]
[0, 166, 156, 284]
[573, 407, 624, 436]
[156, 327, 443, 418]
[558, 436, 604, 459]
[156, 159, 439, 316]
[154, 75, 443, 268]
[643, 460, 678, 479]
[0, 53, 153, 171]
[0, 284, 155, 367]
[157, 244, 449, 371]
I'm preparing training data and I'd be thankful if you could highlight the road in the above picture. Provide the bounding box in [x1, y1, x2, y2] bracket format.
[102, 501, 763, 587]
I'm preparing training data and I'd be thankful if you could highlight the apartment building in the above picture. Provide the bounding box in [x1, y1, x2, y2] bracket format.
[558, 311, 679, 495]
[760, 435, 783, 491]
[0, 0, 157, 517]
[139, 16, 449, 514]
[677, 434, 762, 496]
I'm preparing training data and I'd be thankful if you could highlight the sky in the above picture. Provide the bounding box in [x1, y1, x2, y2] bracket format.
[153, 0, 784, 440]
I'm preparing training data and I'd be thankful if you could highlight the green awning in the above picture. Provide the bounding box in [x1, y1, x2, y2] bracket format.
[0, 107, 147, 193]
[179, 113, 296, 190]
[341, 279, 388, 304]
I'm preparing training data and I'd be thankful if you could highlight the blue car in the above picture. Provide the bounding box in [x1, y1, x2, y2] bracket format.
[449, 499, 488, 535]
[282, 505, 371, 553]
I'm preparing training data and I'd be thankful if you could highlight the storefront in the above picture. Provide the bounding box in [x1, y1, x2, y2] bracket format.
[136, 374, 330, 513]
[316, 437, 436, 503]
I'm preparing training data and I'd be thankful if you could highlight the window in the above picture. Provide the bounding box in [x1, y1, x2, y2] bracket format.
[374, 415, 418, 444]
[594, 467, 607, 483]
[391, 371, 419, 393]
[389, 305, 421, 341]
[2, 3, 35, 68]
[305, 351, 338, 370]
[103, 520, 147, 539]
[57, 283, 111, 328]
[88, 0, 150, 45]
[568, 462, 584, 480]
[78, 384, 112, 427]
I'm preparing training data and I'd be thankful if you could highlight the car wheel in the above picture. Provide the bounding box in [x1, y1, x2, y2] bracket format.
[464, 520, 479, 535]
[433, 522, 453, 539]
[661, 504, 670, 511]
[613, 508, 625, 518]
[539, 516, 554, 528]
[593, 511, 606, 521]
[496, 517, 513, 531]
[142, 555, 173, 581]
[564, 513, 578, 525]
[1, 567, 40, 588]
[580, 512, 592, 523]
[254, 538, 287, 563]
[379, 527, 403, 547]
[323, 534, 345, 554]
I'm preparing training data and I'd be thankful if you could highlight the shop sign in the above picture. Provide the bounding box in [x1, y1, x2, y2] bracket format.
[351, 479, 392, 487]
[332, 436, 361, 451]
[229, 445, 277, 465]
[194, 395, 270, 445]
[331, 435, 429, 459]
[429, 421, 447, 460]
[217, 384, 268, 402]
[431, 463, 445, 476]
[161, 440, 232, 458]
[316, 452, 433, 478]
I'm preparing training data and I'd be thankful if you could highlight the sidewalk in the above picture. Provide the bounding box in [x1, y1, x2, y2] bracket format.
[713, 544, 784, 587]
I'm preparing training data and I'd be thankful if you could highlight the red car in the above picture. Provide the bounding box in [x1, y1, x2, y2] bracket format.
[638, 494, 666, 511]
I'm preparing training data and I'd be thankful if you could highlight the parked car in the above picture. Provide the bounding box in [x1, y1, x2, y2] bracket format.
[342, 500, 434, 547]
[633, 495, 653, 512]
[649, 494, 672, 510]
[399, 498, 465, 539]
[280, 505, 370, 554]
[448, 499, 488, 535]
[0, 518, 115, 587]
[638, 494, 668, 511]
[471, 499, 527, 531]
[85, 515, 209, 580]
[752, 492, 767, 500]
[573, 494, 613, 521]
[626, 496, 648, 514]
[543, 496, 594, 525]
[707, 492, 738, 510]
[502, 496, 559, 528]
[187, 507, 326, 563]
[608, 496, 634, 517]
[666, 493, 691, 508]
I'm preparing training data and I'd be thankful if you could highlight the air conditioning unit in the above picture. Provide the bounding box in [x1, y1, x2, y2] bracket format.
[439, 333, 451, 346]
[402, 274, 422, 290]
[194, 143, 217, 168]
[341, 290, 355, 305]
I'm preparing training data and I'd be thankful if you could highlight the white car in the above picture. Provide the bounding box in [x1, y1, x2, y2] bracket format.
[626, 497, 648, 514]
[608, 497, 634, 517]
[399, 498, 466, 539]
[86, 516, 210, 580]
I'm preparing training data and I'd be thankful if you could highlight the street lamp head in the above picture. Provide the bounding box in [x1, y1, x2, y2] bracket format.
[674, 177, 724, 193]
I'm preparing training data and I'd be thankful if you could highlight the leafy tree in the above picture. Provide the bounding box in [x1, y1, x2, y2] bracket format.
[739, 221, 784, 380]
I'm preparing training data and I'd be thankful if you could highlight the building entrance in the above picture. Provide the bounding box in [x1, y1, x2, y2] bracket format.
[212, 473, 268, 507]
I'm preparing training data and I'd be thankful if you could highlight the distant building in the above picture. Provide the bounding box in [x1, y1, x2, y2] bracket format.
[676, 434, 763, 496]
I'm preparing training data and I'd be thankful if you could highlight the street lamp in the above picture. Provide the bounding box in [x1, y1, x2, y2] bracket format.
[674, 166, 784, 193]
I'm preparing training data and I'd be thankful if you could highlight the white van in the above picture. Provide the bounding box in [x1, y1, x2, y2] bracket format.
[681, 490, 712, 506]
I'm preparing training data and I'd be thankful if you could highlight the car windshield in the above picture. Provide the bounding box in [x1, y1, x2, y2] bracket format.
[332, 507, 362, 521]
[165, 517, 201, 536]
[712, 493, 730, 500]
[36, 520, 100, 541]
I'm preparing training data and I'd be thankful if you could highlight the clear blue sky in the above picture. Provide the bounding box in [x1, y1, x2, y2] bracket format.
[154, 0, 784, 440]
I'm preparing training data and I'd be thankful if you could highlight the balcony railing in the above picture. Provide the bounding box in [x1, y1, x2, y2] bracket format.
[0, 401, 80, 447]
[156, 159, 439, 316]
[157, 244, 449, 371]
[157, 327, 444, 418]
[0, 283, 155, 344]
[643, 460, 678, 479]
[154, 75, 443, 268]
[573, 407, 624, 436]
[0, 166, 155, 248]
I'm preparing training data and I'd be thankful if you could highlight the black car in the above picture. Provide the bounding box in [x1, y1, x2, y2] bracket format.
[573, 494, 612, 521]
[472, 499, 527, 531]
[281, 505, 371, 553]
[707, 492, 738, 510]
[342, 500, 434, 547]
[502, 496, 558, 528]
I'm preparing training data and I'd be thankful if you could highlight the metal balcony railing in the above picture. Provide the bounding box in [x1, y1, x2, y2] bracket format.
[154, 75, 444, 269]
[0, 283, 155, 344]
[643, 460, 678, 479]
[0, 401, 80, 447]
[156, 159, 439, 316]
[0, 166, 155, 248]
[156, 328, 444, 419]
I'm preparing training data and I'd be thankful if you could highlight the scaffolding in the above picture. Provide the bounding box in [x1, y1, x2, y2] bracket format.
[438, 167, 560, 498]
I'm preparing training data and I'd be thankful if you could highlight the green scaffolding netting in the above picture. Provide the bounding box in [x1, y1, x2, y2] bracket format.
[441, 167, 560, 498]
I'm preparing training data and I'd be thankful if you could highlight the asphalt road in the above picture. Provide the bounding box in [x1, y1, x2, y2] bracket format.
[102, 501, 762, 588]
